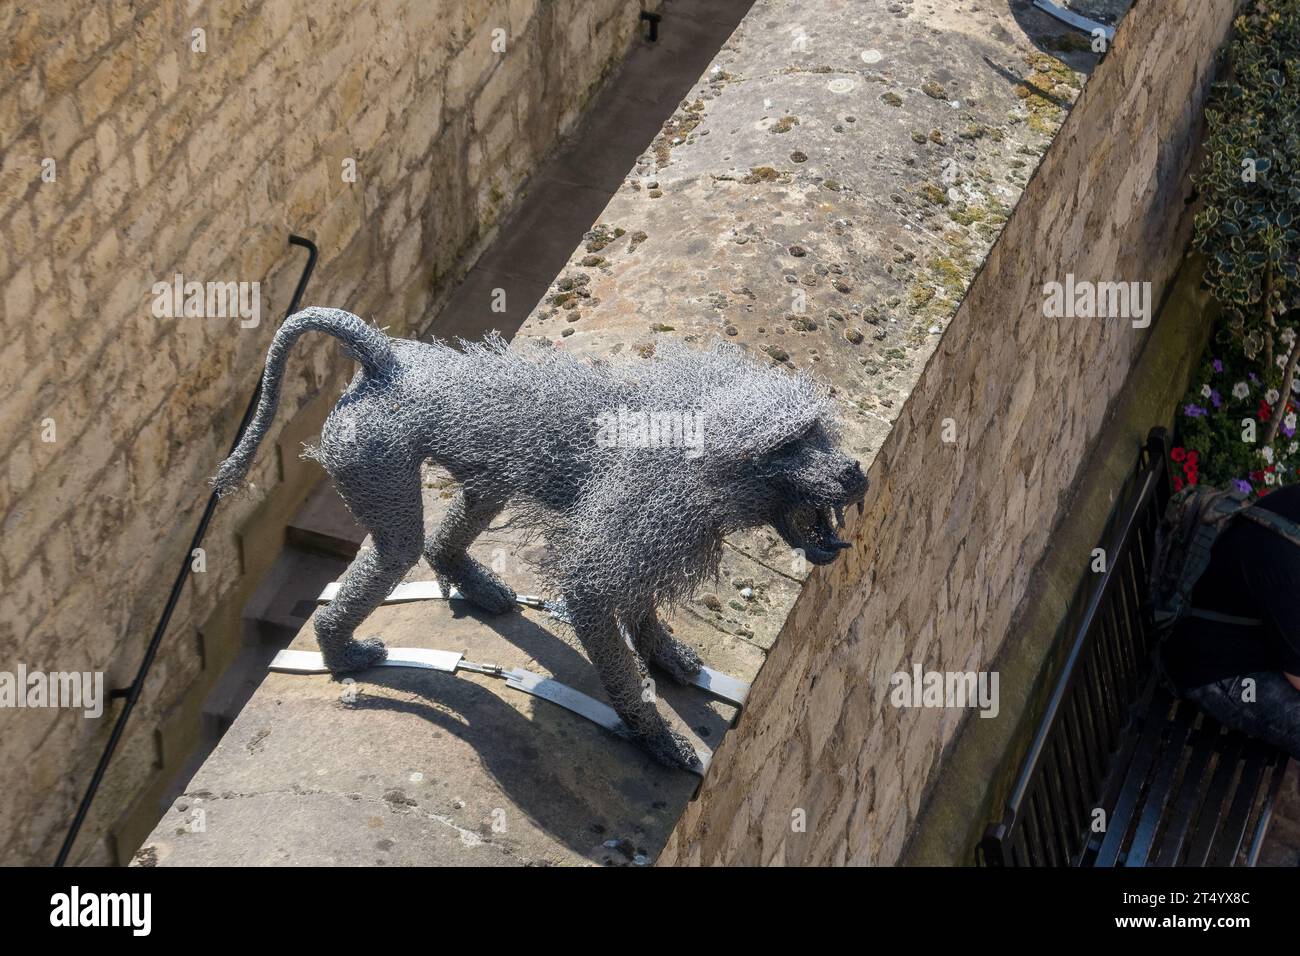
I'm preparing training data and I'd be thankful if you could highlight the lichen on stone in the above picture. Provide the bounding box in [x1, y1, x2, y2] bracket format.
[919, 182, 948, 206]
[741, 166, 787, 184]
[1016, 52, 1079, 135]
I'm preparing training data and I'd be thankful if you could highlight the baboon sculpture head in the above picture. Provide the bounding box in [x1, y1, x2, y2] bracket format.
[737, 419, 869, 564]
[639, 340, 868, 567]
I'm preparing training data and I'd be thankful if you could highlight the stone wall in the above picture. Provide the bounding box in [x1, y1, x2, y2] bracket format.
[0, 0, 648, 864]
[660, 0, 1239, 865]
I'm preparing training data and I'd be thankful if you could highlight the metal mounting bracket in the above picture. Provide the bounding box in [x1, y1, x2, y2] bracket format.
[315, 579, 753, 708]
[268, 647, 710, 774]
[1031, 0, 1115, 43]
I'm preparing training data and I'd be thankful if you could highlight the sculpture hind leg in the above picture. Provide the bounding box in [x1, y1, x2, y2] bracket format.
[424, 488, 516, 614]
[315, 463, 425, 673]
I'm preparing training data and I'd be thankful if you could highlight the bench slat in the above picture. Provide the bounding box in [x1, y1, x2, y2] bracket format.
[1094, 684, 1171, 866]
[1124, 698, 1196, 866]
[1051, 730, 1090, 862]
[1245, 752, 1288, 865]
[1151, 708, 1220, 866]
[1183, 730, 1243, 866]
[1041, 744, 1074, 864]
[1212, 740, 1271, 865]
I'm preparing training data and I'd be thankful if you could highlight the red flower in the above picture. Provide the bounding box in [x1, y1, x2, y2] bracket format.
[1187, 450, 1199, 464]
[1259, 399, 1273, 423]
[1171, 447, 1187, 462]
[1173, 476, 1185, 491]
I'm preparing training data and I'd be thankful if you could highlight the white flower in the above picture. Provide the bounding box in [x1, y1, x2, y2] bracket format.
[1261, 446, 1275, 464]
[1290, 442, 1298, 455]
[1201, 384, 1212, 399]
[1266, 472, 1277, 486]
[1233, 381, 1251, 400]
[1278, 354, 1290, 370]
[1288, 412, 1297, 430]
[1283, 327, 1297, 347]
[1267, 388, 1281, 405]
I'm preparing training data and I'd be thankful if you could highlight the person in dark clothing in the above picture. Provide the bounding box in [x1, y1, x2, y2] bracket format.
[1160, 483, 1300, 758]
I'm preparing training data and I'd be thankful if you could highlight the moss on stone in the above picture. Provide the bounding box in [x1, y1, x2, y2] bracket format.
[1044, 31, 1095, 53]
[742, 166, 786, 184]
[1017, 52, 1078, 135]
[929, 256, 970, 296]
[920, 182, 949, 206]
[948, 204, 986, 226]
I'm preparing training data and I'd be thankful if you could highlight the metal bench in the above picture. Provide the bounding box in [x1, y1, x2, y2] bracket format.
[978, 428, 1291, 867]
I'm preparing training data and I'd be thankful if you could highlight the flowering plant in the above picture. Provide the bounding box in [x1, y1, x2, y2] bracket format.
[1180, 2, 1300, 493]
[1174, 348, 1300, 494]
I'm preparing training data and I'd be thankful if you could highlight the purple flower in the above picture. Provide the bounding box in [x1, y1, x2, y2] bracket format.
[1183, 404, 1208, 418]
[1250, 372, 1261, 384]
[1211, 389, 1222, 409]
[1213, 359, 1224, 373]
[1284, 423, 1296, 439]
[1233, 479, 1253, 493]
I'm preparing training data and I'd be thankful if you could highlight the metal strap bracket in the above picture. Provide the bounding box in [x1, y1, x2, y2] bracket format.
[315, 580, 753, 708]
[1031, 0, 1115, 42]
[268, 647, 710, 775]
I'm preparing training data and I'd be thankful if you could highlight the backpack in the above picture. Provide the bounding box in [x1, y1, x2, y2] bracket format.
[1149, 484, 1300, 632]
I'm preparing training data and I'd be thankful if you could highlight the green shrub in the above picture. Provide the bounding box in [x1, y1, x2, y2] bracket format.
[1179, 1, 1300, 486]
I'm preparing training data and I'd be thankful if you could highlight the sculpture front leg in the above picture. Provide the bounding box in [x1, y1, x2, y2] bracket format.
[635, 613, 703, 685]
[570, 608, 700, 771]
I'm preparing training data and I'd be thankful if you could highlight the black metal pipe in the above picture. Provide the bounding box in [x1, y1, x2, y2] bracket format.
[55, 235, 318, 866]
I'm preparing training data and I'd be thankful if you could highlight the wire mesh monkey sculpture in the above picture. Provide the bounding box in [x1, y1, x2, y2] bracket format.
[213, 308, 868, 769]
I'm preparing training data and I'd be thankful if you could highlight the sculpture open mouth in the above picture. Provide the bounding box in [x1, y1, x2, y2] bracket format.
[775, 503, 852, 565]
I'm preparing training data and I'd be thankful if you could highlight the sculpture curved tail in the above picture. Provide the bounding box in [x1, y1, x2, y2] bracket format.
[211, 307, 394, 497]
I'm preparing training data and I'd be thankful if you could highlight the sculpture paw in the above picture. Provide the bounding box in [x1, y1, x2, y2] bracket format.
[440, 561, 517, 615]
[646, 635, 704, 686]
[642, 727, 703, 773]
[322, 636, 389, 674]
